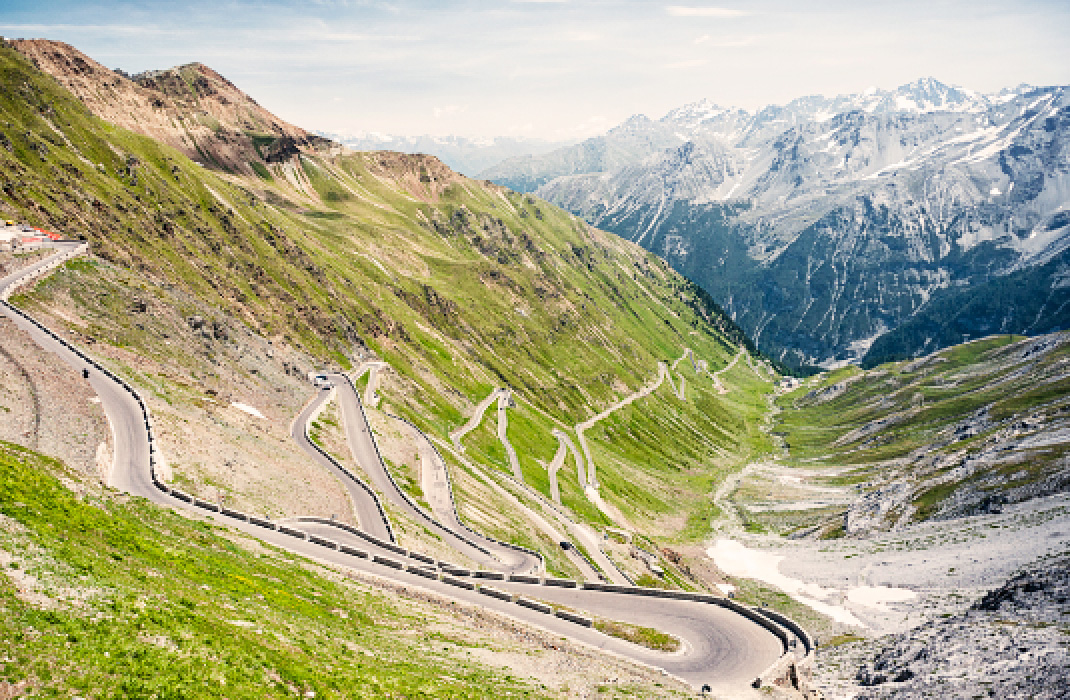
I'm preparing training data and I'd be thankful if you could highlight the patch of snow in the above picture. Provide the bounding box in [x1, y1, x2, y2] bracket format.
[707, 539, 865, 626]
[231, 402, 266, 419]
[708, 539, 922, 627]
[794, 595, 863, 626]
[990, 187, 1002, 196]
[847, 586, 918, 610]
[896, 95, 919, 111]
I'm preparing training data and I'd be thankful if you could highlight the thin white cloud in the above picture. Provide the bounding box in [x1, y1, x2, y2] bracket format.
[563, 29, 600, 42]
[709, 35, 758, 48]
[666, 6, 749, 18]
[433, 104, 465, 119]
[666, 58, 710, 69]
[694, 34, 711, 44]
[302, 30, 419, 42]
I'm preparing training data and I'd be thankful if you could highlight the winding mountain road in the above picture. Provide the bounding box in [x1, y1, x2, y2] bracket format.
[449, 387, 505, 451]
[711, 349, 745, 394]
[496, 390, 524, 482]
[547, 428, 580, 503]
[576, 361, 669, 494]
[326, 371, 537, 574]
[291, 386, 393, 541]
[0, 243, 801, 695]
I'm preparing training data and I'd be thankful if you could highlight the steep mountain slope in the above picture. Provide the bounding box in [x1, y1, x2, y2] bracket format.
[863, 250, 1070, 366]
[491, 79, 1070, 368]
[10, 39, 332, 175]
[769, 332, 1070, 537]
[0, 37, 764, 562]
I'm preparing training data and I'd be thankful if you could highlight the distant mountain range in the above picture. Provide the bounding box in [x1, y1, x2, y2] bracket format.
[482, 78, 1070, 368]
[320, 132, 570, 177]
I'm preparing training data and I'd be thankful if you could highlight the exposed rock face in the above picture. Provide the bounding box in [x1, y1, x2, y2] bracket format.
[490, 79, 1070, 368]
[840, 554, 1070, 699]
[844, 481, 910, 535]
[9, 39, 333, 174]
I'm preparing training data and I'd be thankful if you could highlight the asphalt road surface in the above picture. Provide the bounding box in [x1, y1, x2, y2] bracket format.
[290, 387, 393, 541]
[1, 244, 789, 694]
[327, 372, 537, 574]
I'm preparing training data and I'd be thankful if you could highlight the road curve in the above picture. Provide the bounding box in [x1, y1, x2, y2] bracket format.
[290, 387, 393, 541]
[449, 387, 504, 451]
[547, 429, 570, 504]
[576, 362, 669, 493]
[1, 244, 798, 694]
[496, 391, 524, 482]
[327, 372, 539, 574]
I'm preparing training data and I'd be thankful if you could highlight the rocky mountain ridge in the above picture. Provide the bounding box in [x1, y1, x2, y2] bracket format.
[9, 38, 334, 175]
[486, 78, 1070, 368]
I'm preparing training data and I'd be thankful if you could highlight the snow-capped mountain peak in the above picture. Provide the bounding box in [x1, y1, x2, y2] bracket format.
[662, 98, 742, 129]
[888, 76, 989, 114]
[505, 80, 1070, 368]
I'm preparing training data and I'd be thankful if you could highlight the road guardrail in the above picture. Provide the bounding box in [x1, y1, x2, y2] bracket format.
[0, 243, 813, 692]
[383, 408, 548, 573]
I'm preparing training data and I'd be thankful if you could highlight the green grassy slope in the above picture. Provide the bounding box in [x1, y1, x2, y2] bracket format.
[0, 40, 769, 552]
[0, 441, 547, 698]
[769, 333, 1070, 533]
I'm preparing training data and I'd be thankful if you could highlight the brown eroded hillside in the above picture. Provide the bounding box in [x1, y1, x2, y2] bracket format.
[10, 38, 334, 174]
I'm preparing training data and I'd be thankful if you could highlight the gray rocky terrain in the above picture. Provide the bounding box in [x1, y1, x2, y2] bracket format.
[817, 553, 1070, 700]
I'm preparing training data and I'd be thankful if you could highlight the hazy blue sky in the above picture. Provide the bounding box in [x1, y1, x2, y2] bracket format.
[2, 1, 1068, 140]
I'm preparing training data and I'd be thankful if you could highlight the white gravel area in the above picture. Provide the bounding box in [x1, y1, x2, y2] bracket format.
[708, 492, 1070, 634]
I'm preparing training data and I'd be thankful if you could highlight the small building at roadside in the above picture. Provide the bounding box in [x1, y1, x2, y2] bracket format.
[0, 224, 21, 251]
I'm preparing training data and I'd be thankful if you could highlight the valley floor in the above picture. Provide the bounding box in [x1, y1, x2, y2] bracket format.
[702, 337, 1070, 698]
